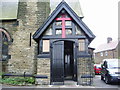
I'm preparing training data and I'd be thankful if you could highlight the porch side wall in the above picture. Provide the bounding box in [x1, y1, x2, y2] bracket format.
[77, 57, 94, 85]
[36, 58, 50, 85]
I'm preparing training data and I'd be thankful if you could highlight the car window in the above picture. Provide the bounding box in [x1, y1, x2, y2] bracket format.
[96, 66, 101, 68]
[108, 62, 120, 69]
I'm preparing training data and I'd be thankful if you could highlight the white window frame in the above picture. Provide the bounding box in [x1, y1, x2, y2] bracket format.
[100, 52, 103, 56]
[105, 51, 108, 56]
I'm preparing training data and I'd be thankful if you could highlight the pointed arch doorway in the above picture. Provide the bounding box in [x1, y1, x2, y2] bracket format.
[50, 40, 77, 85]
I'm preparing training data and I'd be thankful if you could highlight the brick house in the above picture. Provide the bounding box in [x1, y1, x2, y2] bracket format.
[0, 0, 95, 85]
[94, 37, 120, 64]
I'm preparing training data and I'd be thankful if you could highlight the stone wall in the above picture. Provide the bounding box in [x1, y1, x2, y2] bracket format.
[1, 1, 50, 74]
[77, 57, 94, 85]
[0, 61, 8, 73]
[0, 20, 18, 73]
[36, 58, 50, 85]
[0, 20, 18, 35]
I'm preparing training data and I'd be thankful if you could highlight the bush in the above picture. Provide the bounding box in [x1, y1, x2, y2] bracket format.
[0, 77, 35, 85]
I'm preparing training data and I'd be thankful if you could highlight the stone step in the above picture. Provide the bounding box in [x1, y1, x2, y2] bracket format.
[64, 80, 77, 85]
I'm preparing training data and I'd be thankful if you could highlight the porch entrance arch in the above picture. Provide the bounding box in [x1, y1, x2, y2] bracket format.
[50, 39, 77, 85]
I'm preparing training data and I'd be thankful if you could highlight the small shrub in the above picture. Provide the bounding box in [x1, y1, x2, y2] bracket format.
[0, 77, 35, 85]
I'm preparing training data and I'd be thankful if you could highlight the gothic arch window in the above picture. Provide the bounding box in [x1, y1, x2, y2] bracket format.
[0, 28, 11, 61]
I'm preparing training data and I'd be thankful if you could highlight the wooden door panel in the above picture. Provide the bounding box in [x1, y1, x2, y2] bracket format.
[51, 41, 64, 84]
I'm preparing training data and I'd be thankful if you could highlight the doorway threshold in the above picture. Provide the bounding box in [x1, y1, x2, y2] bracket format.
[64, 80, 77, 85]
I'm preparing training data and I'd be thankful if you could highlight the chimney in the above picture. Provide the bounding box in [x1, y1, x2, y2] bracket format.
[107, 37, 112, 43]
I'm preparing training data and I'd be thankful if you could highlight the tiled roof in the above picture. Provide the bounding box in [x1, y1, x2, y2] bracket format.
[95, 40, 119, 53]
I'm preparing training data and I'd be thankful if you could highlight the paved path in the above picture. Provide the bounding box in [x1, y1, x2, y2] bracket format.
[1, 75, 120, 89]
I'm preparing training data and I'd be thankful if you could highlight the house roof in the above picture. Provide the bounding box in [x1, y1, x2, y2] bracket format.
[33, 1, 95, 42]
[95, 40, 119, 53]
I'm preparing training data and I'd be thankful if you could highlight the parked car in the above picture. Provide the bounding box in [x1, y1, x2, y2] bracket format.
[94, 64, 101, 74]
[101, 59, 120, 84]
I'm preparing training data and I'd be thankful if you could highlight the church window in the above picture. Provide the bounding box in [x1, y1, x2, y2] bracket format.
[65, 21, 71, 26]
[55, 21, 62, 26]
[66, 29, 72, 35]
[29, 33, 32, 46]
[78, 39, 85, 51]
[56, 29, 62, 35]
[42, 40, 50, 52]
[55, 11, 72, 38]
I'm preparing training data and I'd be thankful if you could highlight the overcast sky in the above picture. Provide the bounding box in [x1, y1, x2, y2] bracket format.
[79, 0, 119, 48]
[1, 0, 119, 49]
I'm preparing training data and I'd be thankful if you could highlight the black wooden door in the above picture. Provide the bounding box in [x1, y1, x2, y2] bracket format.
[51, 41, 64, 84]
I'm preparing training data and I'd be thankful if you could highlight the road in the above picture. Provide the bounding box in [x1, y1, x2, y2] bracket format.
[93, 75, 120, 88]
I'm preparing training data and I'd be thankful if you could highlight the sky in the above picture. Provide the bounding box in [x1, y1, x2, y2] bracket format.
[1, 0, 119, 49]
[79, 0, 119, 48]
